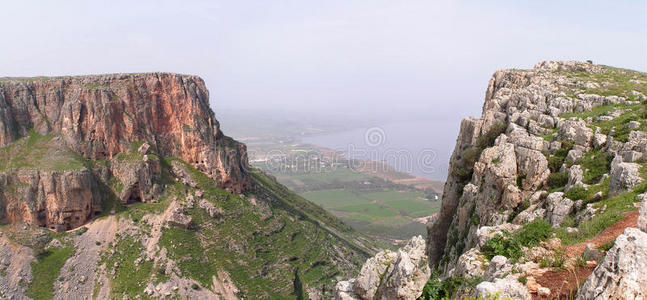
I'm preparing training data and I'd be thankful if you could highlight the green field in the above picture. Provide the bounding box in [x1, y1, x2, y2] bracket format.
[299, 188, 440, 240]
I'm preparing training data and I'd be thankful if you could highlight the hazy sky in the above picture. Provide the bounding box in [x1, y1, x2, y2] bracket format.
[1, 0, 646, 123]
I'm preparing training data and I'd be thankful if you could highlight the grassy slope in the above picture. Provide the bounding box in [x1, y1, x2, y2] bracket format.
[98, 158, 375, 299]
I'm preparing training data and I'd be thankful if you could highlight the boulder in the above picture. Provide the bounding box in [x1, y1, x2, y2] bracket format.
[577, 228, 647, 299]
[448, 248, 487, 279]
[609, 155, 643, 196]
[473, 276, 531, 300]
[483, 255, 512, 281]
[171, 160, 198, 188]
[565, 165, 584, 192]
[576, 203, 603, 224]
[593, 133, 607, 148]
[627, 121, 641, 129]
[582, 243, 604, 261]
[137, 142, 151, 154]
[199, 200, 224, 218]
[165, 201, 192, 229]
[474, 223, 521, 248]
[335, 236, 430, 300]
[639, 193, 647, 233]
[545, 192, 574, 227]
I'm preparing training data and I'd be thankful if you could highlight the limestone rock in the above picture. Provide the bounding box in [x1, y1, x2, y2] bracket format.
[627, 120, 641, 129]
[483, 255, 512, 281]
[576, 203, 599, 224]
[137, 142, 151, 154]
[0, 74, 250, 194]
[577, 228, 647, 299]
[111, 155, 162, 204]
[639, 193, 647, 233]
[473, 276, 531, 300]
[474, 223, 521, 248]
[0, 168, 103, 231]
[448, 248, 487, 279]
[199, 200, 223, 218]
[565, 165, 584, 192]
[171, 161, 198, 188]
[335, 236, 430, 300]
[546, 192, 574, 227]
[609, 155, 643, 195]
[582, 243, 604, 262]
[165, 201, 192, 229]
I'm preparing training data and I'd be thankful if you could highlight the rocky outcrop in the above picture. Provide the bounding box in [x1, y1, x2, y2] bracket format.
[0, 168, 103, 231]
[335, 236, 430, 300]
[0, 73, 249, 193]
[577, 228, 647, 299]
[426, 61, 647, 274]
[110, 154, 162, 204]
[639, 193, 647, 232]
[609, 155, 643, 196]
[545, 192, 574, 227]
[474, 276, 531, 300]
[0, 73, 252, 230]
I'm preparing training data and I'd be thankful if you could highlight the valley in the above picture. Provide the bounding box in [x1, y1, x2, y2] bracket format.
[218, 113, 445, 243]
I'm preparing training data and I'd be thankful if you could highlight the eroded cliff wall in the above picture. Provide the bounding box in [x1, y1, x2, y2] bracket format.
[0, 73, 250, 230]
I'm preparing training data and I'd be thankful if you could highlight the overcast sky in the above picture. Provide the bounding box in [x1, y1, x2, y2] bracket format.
[1, 0, 646, 123]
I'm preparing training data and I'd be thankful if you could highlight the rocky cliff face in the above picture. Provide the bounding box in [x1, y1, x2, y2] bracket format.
[428, 61, 646, 270]
[416, 61, 647, 298]
[0, 73, 250, 230]
[0, 74, 376, 299]
[0, 73, 249, 193]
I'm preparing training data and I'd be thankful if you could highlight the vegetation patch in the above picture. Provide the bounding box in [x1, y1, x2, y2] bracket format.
[481, 219, 553, 262]
[26, 246, 75, 300]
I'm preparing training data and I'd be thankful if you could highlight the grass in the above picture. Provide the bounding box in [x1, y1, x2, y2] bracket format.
[101, 237, 153, 297]
[556, 169, 645, 245]
[26, 246, 75, 300]
[300, 188, 440, 239]
[158, 227, 214, 286]
[0, 130, 86, 171]
[575, 150, 613, 184]
[481, 219, 553, 262]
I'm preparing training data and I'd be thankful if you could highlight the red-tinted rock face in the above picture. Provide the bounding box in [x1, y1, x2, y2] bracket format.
[0, 169, 103, 231]
[0, 73, 250, 193]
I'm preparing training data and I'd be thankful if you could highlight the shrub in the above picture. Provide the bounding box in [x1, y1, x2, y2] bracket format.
[576, 151, 612, 184]
[564, 186, 588, 200]
[548, 156, 565, 173]
[482, 219, 552, 262]
[547, 172, 568, 189]
[419, 275, 484, 300]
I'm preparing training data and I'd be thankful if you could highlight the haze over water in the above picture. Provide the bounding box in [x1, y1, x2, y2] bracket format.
[303, 119, 458, 181]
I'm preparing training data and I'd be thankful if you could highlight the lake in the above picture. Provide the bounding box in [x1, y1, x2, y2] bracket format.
[302, 119, 460, 181]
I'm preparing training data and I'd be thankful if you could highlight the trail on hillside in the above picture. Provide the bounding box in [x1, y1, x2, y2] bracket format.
[534, 210, 640, 299]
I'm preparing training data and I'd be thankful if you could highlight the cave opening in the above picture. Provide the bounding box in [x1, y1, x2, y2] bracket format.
[127, 183, 142, 204]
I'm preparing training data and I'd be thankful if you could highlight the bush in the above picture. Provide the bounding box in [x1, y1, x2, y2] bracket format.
[577, 151, 612, 184]
[419, 274, 484, 300]
[564, 186, 588, 200]
[547, 172, 568, 189]
[482, 219, 553, 262]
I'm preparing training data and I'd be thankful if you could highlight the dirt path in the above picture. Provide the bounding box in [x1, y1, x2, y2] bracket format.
[563, 210, 639, 258]
[533, 210, 640, 299]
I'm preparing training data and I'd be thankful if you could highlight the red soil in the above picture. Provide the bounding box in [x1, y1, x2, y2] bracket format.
[532, 210, 640, 299]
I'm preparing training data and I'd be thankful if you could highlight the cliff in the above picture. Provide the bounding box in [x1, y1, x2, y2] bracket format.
[336, 61, 647, 299]
[0, 74, 377, 299]
[0, 73, 249, 193]
[423, 61, 647, 298]
[0, 73, 249, 231]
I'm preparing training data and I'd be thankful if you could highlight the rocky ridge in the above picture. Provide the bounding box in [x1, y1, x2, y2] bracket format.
[336, 61, 647, 299]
